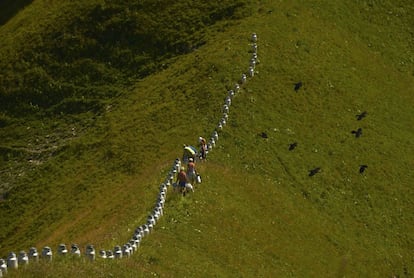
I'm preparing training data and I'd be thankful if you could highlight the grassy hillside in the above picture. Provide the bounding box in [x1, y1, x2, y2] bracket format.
[0, 0, 251, 255]
[1, 0, 414, 277]
[0, 0, 250, 198]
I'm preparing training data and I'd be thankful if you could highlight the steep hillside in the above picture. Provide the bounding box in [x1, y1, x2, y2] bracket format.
[0, 0, 251, 252]
[1, 0, 414, 277]
[0, 0, 250, 194]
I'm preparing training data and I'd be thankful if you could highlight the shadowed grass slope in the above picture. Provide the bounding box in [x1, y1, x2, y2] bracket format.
[0, 0, 34, 26]
[0, 0, 251, 193]
[2, 0, 414, 277]
[0, 0, 252, 253]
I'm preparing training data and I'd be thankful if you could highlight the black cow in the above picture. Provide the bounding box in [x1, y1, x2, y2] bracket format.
[356, 111, 367, 121]
[351, 128, 362, 138]
[294, 81, 302, 92]
[309, 167, 321, 176]
[359, 165, 368, 174]
[289, 142, 297, 151]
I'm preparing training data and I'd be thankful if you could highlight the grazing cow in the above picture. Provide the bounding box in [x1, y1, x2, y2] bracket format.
[0, 258, 7, 275]
[356, 111, 367, 120]
[234, 83, 240, 93]
[7, 252, 17, 269]
[148, 214, 156, 226]
[106, 250, 114, 259]
[28, 247, 39, 262]
[127, 243, 134, 255]
[212, 131, 219, 142]
[58, 244, 68, 256]
[155, 204, 163, 216]
[174, 157, 181, 170]
[18, 251, 29, 266]
[248, 66, 254, 77]
[133, 234, 142, 247]
[223, 104, 229, 114]
[240, 73, 247, 84]
[85, 245, 95, 261]
[250, 58, 256, 69]
[130, 239, 138, 253]
[71, 244, 81, 257]
[135, 226, 144, 238]
[294, 81, 302, 92]
[142, 224, 150, 235]
[252, 54, 260, 65]
[122, 245, 131, 258]
[99, 250, 107, 259]
[225, 96, 231, 106]
[152, 211, 160, 222]
[289, 142, 298, 151]
[251, 33, 257, 43]
[309, 167, 321, 176]
[260, 132, 268, 139]
[114, 246, 122, 259]
[160, 182, 167, 192]
[42, 246, 53, 262]
[252, 53, 258, 62]
[210, 138, 216, 148]
[359, 165, 368, 174]
[351, 128, 362, 138]
[252, 43, 258, 53]
[147, 222, 154, 232]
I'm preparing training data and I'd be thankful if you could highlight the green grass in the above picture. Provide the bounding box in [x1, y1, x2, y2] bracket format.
[1, 0, 414, 277]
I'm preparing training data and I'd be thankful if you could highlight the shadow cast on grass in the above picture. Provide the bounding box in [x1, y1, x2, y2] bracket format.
[0, 0, 34, 25]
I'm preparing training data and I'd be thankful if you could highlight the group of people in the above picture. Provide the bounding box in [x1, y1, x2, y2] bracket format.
[182, 137, 207, 163]
[176, 137, 207, 195]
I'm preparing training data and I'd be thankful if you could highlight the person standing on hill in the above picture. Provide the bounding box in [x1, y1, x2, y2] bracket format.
[198, 136, 207, 160]
[176, 166, 188, 194]
[187, 157, 197, 185]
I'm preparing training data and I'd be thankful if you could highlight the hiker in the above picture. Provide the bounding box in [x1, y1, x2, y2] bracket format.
[198, 136, 207, 160]
[176, 166, 188, 194]
[182, 144, 197, 164]
[187, 158, 197, 185]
